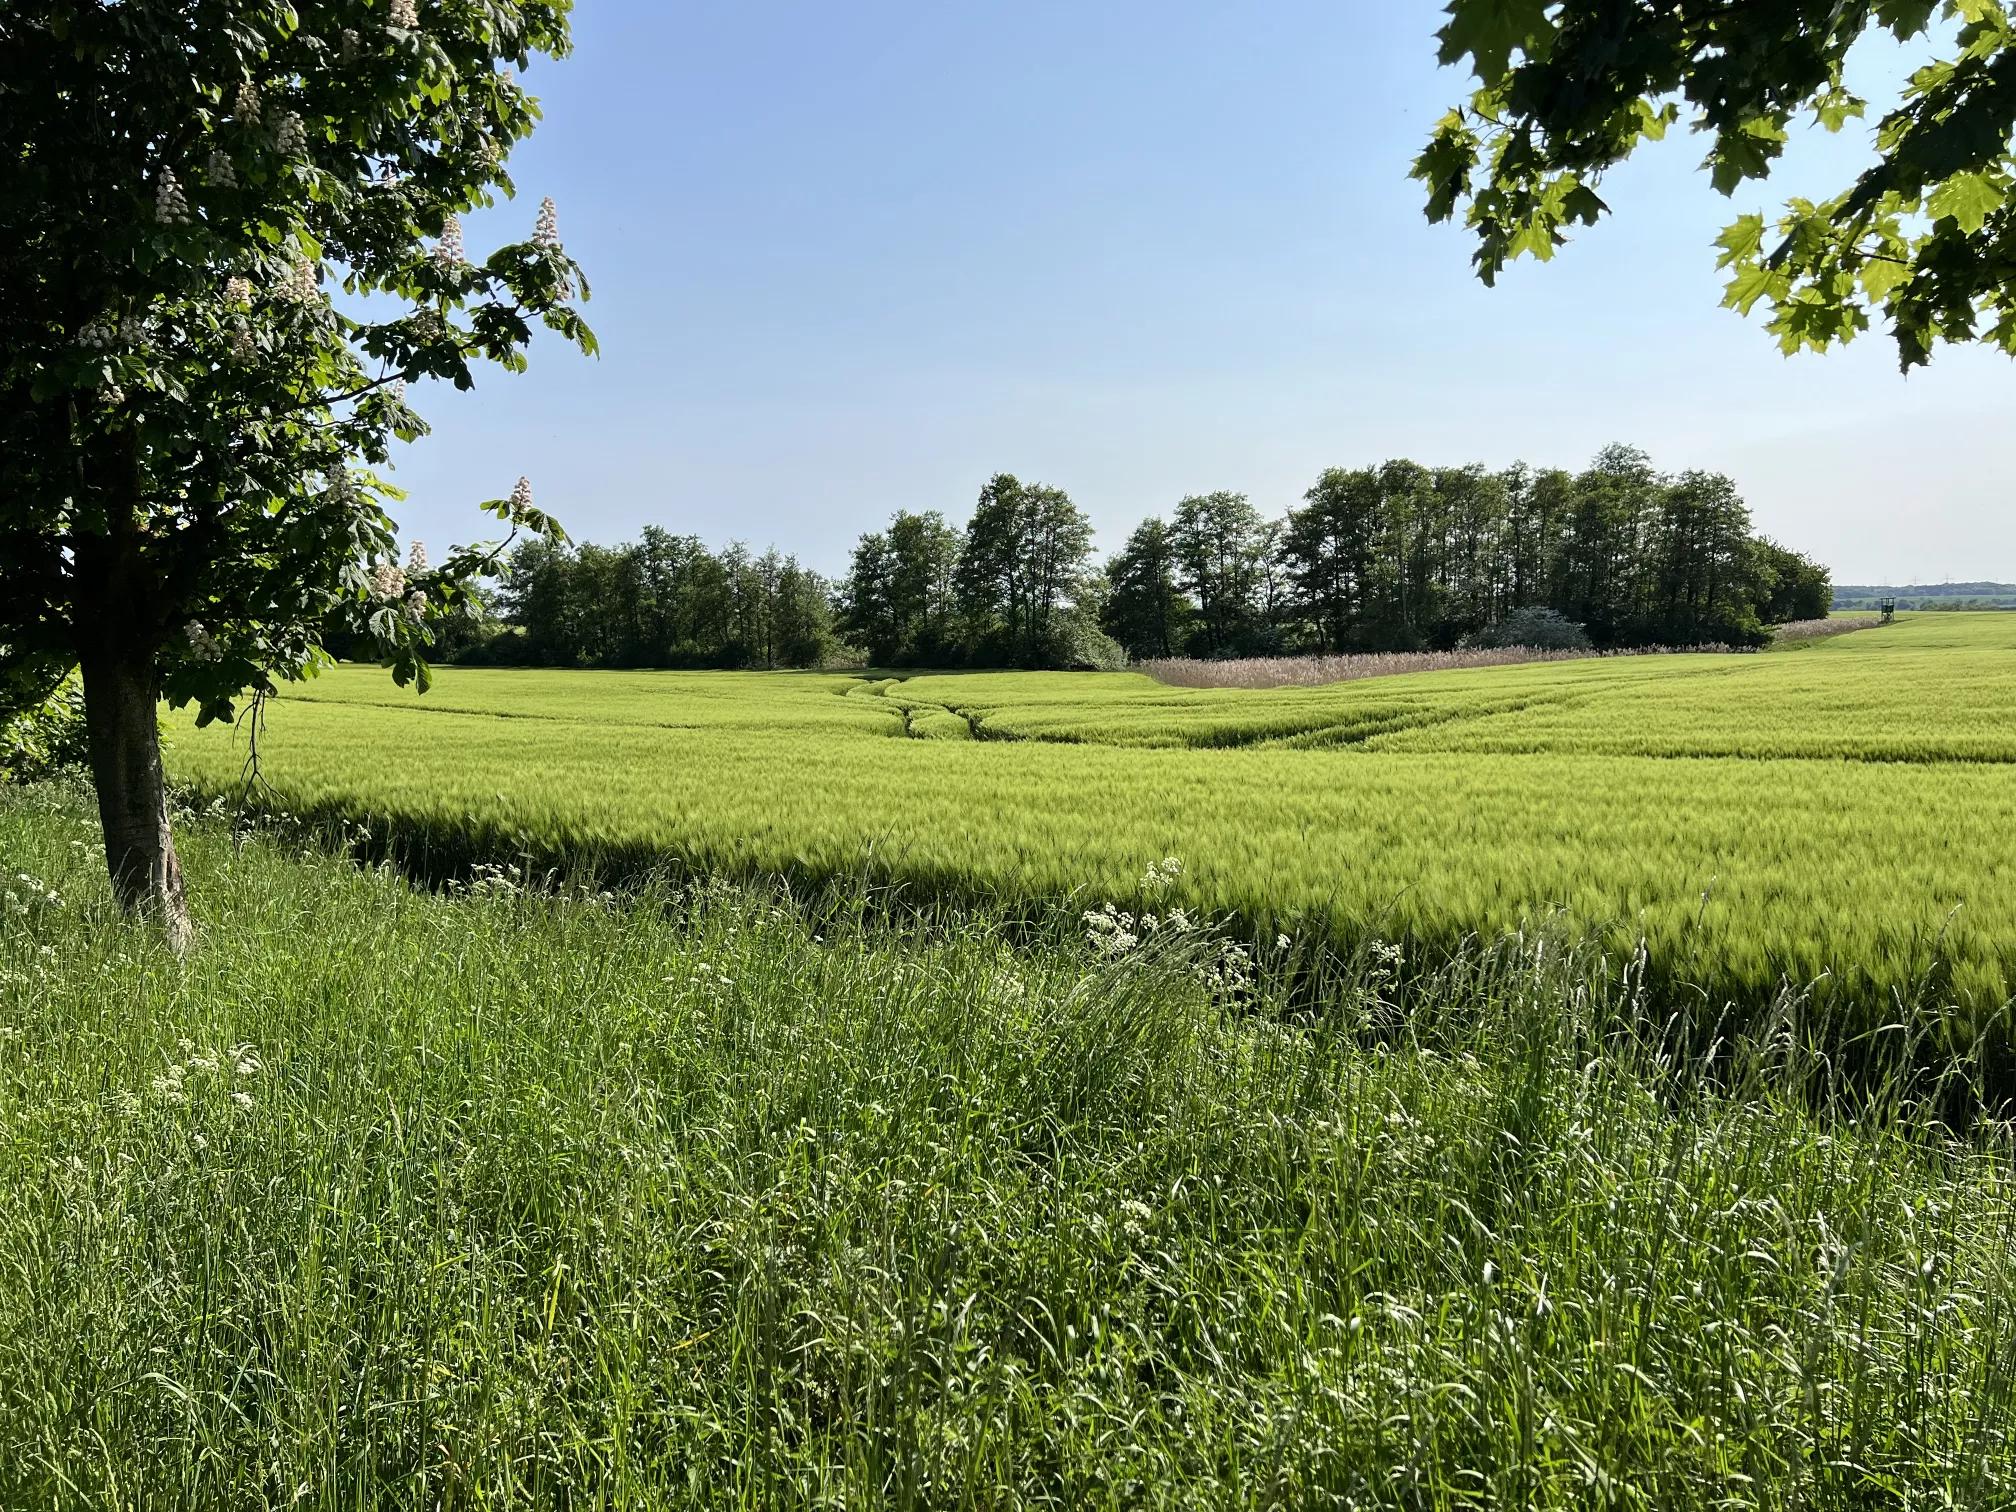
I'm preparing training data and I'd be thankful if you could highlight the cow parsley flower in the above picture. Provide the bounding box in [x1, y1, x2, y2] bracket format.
[155, 167, 190, 224]
[234, 80, 263, 124]
[433, 214, 465, 269]
[389, 0, 418, 29]
[533, 196, 561, 250]
[207, 149, 238, 189]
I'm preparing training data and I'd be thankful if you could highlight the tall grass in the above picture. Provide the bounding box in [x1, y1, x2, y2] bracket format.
[3, 780, 2015, 1507]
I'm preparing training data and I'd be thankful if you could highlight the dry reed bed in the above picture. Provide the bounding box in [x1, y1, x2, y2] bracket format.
[1140, 619, 1880, 689]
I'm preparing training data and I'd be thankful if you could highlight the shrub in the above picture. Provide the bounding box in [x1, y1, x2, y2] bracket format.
[1461, 607, 1592, 651]
[0, 679, 89, 783]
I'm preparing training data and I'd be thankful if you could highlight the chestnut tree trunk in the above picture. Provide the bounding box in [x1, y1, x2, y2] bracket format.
[78, 647, 190, 950]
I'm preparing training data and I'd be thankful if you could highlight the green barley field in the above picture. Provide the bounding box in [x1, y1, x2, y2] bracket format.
[165, 612, 2016, 1042]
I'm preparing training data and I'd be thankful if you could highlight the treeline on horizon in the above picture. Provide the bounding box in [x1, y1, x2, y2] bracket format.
[443, 445, 1832, 671]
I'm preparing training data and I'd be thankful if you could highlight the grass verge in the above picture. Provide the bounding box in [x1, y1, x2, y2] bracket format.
[3, 781, 2014, 1508]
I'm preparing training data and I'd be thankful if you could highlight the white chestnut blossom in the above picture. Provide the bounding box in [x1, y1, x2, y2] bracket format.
[230, 323, 256, 363]
[274, 111, 307, 155]
[224, 275, 252, 304]
[533, 196, 561, 250]
[234, 80, 263, 124]
[102, 384, 124, 406]
[371, 561, 407, 599]
[280, 252, 319, 303]
[404, 589, 428, 623]
[185, 621, 223, 661]
[79, 321, 116, 351]
[406, 540, 429, 573]
[433, 215, 465, 269]
[207, 149, 238, 189]
[155, 168, 190, 224]
[510, 475, 534, 511]
[340, 28, 362, 61]
[389, 0, 418, 29]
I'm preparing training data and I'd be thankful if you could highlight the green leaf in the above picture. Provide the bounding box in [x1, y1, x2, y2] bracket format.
[1926, 171, 2004, 233]
[1434, 0, 1555, 82]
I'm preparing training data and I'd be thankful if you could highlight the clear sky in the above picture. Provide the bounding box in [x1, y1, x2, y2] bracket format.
[392, 0, 2015, 586]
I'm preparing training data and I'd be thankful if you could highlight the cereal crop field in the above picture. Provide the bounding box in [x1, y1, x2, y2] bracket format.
[164, 613, 2016, 1029]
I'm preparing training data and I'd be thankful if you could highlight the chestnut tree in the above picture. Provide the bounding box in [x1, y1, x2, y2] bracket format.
[0, 0, 590, 944]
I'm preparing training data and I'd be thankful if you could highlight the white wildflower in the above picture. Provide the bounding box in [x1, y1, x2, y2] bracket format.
[432, 214, 464, 269]
[274, 110, 307, 155]
[232, 1047, 261, 1076]
[404, 589, 427, 623]
[510, 475, 534, 512]
[231, 1090, 255, 1110]
[1276, 933, 1291, 951]
[406, 540, 428, 573]
[234, 80, 263, 124]
[532, 195, 561, 250]
[371, 560, 407, 599]
[207, 149, 238, 188]
[155, 167, 190, 224]
[185, 621, 223, 661]
[389, 0, 418, 27]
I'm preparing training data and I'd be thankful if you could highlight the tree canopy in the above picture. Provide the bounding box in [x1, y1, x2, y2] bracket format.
[1415, 0, 2016, 367]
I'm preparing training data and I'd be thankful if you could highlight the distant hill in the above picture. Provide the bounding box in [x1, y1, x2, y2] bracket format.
[1833, 583, 2016, 611]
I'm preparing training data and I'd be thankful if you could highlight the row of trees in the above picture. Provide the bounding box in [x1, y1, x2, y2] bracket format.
[1102, 446, 1829, 660]
[468, 528, 839, 669]
[464, 447, 1828, 671]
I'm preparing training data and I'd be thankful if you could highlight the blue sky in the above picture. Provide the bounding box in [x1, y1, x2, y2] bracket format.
[392, 0, 2014, 585]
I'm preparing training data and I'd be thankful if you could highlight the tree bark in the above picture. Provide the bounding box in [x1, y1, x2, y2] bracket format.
[79, 648, 191, 951]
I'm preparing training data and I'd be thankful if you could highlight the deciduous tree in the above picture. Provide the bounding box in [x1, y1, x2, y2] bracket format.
[1, 0, 589, 943]
[1416, 0, 2016, 367]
